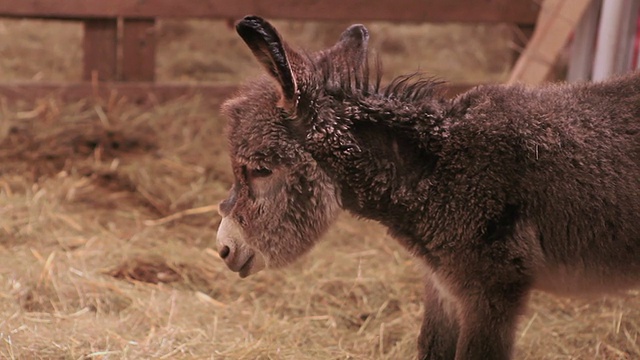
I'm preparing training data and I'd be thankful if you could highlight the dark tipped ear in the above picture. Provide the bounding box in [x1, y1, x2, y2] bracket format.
[338, 24, 369, 50]
[236, 16, 297, 107]
[333, 24, 369, 64]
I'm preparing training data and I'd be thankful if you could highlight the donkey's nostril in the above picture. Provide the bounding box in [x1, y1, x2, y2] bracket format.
[219, 245, 231, 259]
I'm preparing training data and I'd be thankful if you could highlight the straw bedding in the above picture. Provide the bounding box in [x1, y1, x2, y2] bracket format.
[0, 18, 637, 359]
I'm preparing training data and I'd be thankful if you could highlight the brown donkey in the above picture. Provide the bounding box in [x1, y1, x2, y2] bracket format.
[216, 16, 640, 360]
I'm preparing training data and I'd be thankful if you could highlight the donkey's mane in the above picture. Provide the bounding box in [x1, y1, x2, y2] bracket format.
[310, 52, 446, 104]
[383, 73, 446, 102]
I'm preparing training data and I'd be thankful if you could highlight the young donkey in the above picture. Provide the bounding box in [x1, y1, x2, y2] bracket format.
[216, 16, 640, 359]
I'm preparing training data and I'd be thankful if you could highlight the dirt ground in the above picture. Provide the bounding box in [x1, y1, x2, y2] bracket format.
[0, 18, 638, 359]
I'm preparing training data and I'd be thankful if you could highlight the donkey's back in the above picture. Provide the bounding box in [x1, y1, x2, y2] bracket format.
[452, 73, 640, 296]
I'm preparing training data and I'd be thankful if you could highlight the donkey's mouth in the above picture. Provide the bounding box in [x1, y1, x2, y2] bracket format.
[238, 251, 266, 278]
[239, 255, 256, 278]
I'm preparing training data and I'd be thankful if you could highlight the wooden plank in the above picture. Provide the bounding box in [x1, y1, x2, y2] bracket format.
[0, 81, 477, 104]
[122, 19, 157, 81]
[83, 19, 118, 81]
[0, 0, 540, 24]
[508, 0, 592, 85]
[0, 82, 236, 105]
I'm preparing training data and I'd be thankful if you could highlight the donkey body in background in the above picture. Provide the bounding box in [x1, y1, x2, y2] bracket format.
[216, 16, 640, 359]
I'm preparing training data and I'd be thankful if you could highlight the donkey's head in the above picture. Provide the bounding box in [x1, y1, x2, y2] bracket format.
[216, 16, 369, 277]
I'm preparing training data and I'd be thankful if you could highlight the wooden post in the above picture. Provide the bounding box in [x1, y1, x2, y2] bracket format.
[121, 18, 157, 81]
[83, 19, 118, 81]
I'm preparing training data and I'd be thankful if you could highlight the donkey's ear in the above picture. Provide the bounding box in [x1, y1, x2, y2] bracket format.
[236, 16, 298, 107]
[337, 24, 369, 51]
[331, 24, 369, 65]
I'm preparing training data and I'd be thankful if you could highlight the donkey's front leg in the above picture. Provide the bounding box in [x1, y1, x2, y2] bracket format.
[418, 276, 459, 360]
[453, 281, 530, 360]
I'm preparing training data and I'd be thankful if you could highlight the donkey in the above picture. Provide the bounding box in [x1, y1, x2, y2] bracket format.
[216, 16, 640, 360]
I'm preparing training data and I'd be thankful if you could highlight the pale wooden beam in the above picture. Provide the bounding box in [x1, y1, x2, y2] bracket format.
[508, 0, 593, 85]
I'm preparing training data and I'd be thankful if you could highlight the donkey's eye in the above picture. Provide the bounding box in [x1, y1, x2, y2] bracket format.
[248, 167, 273, 178]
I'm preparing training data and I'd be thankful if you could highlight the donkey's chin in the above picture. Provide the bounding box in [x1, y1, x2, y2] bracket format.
[238, 252, 266, 278]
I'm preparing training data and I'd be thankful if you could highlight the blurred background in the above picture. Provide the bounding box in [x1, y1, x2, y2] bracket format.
[0, 1, 638, 359]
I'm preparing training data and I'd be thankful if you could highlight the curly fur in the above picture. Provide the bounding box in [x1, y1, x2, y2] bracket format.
[218, 16, 640, 360]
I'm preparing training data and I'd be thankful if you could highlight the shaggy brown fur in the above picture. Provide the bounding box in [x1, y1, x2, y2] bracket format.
[216, 16, 640, 360]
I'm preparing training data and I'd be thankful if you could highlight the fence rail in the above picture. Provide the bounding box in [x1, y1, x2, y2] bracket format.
[0, 0, 539, 23]
[0, 0, 541, 103]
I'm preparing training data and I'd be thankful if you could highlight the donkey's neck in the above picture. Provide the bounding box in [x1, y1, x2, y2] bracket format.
[299, 90, 448, 221]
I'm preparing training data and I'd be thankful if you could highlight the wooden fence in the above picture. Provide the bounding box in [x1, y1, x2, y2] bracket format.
[0, 0, 541, 103]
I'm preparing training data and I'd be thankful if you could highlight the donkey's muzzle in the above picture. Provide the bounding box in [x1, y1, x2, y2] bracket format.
[216, 217, 266, 277]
